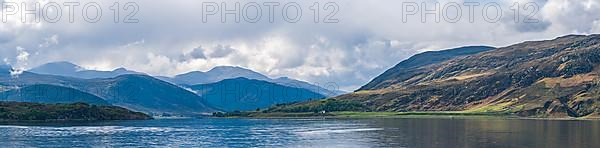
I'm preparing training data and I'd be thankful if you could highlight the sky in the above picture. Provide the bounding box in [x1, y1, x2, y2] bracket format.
[1, 0, 599, 91]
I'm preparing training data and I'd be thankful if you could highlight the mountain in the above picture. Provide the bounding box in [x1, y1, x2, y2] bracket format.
[359, 46, 495, 90]
[29, 61, 141, 79]
[344, 34, 600, 117]
[28, 61, 83, 76]
[168, 66, 270, 84]
[30, 62, 344, 97]
[74, 75, 216, 114]
[272, 77, 346, 96]
[270, 35, 600, 118]
[164, 66, 345, 96]
[188, 77, 326, 112]
[0, 84, 109, 105]
[0, 65, 10, 77]
[0, 68, 216, 114]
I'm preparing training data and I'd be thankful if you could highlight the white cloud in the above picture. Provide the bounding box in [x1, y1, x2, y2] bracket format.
[10, 46, 30, 76]
[593, 20, 600, 33]
[39, 34, 59, 48]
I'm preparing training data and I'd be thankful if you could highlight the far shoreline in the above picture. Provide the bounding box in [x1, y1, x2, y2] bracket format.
[211, 111, 600, 121]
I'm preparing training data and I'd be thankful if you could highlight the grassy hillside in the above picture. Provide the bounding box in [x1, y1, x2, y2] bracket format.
[359, 46, 495, 90]
[260, 35, 600, 119]
[265, 98, 370, 113]
[0, 102, 151, 121]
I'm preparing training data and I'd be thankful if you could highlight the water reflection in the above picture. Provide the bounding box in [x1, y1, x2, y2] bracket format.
[372, 118, 600, 148]
[0, 118, 598, 147]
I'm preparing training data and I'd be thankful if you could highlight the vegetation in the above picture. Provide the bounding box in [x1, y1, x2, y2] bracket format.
[212, 99, 510, 118]
[0, 102, 152, 121]
[212, 110, 513, 118]
[212, 111, 252, 117]
[265, 98, 371, 113]
[331, 35, 600, 118]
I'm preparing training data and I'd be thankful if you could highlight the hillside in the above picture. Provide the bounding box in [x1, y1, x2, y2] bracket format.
[269, 35, 600, 118]
[0, 102, 151, 121]
[74, 75, 216, 114]
[0, 70, 216, 114]
[359, 46, 495, 90]
[0, 84, 109, 105]
[188, 77, 326, 112]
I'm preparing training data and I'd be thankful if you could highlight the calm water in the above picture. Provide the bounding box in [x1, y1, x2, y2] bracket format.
[0, 118, 599, 148]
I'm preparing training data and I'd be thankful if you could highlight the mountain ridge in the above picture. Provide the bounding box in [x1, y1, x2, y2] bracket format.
[29, 61, 142, 79]
[359, 46, 496, 91]
[159, 66, 345, 96]
[267, 34, 600, 118]
[0, 69, 217, 114]
[188, 77, 326, 112]
[30, 62, 344, 97]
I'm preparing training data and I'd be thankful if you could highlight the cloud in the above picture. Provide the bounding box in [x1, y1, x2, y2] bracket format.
[10, 46, 30, 76]
[207, 45, 235, 58]
[593, 20, 600, 32]
[540, 0, 600, 33]
[179, 46, 207, 61]
[0, 0, 598, 91]
[39, 35, 59, 48]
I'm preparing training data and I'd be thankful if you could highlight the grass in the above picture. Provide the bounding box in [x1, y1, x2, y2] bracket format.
[330, 111, 510, 118]
[216, 111, 513, 119]
[464, 102, 515, 113]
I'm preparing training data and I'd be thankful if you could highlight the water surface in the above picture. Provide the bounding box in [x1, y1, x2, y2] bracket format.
[1, 118, 598, 147]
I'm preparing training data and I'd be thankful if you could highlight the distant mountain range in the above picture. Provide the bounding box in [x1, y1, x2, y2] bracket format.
[0, 84, 110, 105]
[160, 66, 270, 84]
[29, 61, 142, 79]
[0, 62, 337, 114]
[188, 77, 326, 112]
[17, 35, 598, 118]
[0, 69, 216, 114]
[30, 62, 344, 97]
[159, 66, 345, 97]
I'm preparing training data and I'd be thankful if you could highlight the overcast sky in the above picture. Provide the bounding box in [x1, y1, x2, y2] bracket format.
[1, 0, 599, 91]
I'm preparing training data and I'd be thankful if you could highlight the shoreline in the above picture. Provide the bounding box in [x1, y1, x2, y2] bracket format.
[213, 111, 600, 121]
